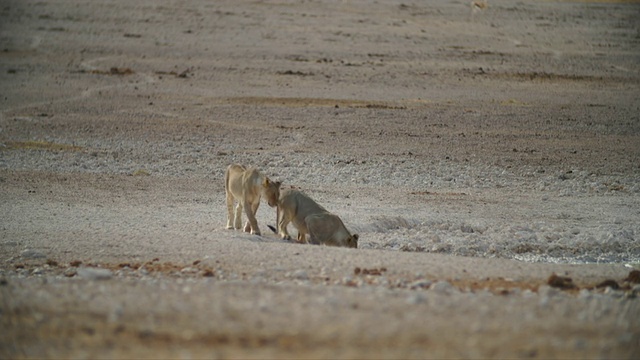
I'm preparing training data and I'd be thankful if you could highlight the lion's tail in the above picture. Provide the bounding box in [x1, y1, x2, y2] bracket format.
[267, 206, 279, 234]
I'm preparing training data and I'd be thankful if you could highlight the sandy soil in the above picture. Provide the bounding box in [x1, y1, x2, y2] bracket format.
[1, 0, 640, 358]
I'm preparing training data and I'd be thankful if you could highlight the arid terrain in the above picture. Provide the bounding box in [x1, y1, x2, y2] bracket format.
[1, 0, 640, 358]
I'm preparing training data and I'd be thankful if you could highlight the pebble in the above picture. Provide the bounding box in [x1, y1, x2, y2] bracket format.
[252, 270, 268, 280]
[180, 267, 198, 274]
[77, 267, 113, 281]
[430, 281, 455, 294]
[537, 285, 559, 298]
[63, 268, 77, 277]
[340, 276, 355, 286]
[20, 249, 46, 259]
[407, 293, 428, 305]
[320, 267, 331, 277]
[108, 306, 124, 323]
[578, 289, 592, 300]
[290, 269, 309, 280]
[604, 287, 624, 298]
[409, 279, 432, 290]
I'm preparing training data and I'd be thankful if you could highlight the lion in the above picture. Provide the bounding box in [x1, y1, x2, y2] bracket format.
[264, 182, 358, 248]
[225, 164, 279, 236]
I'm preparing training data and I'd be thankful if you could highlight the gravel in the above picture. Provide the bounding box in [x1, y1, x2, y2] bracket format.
[1, 0, 639, 358]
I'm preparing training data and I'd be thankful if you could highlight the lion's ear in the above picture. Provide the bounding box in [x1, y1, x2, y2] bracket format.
[349, 234, 359, 248]
[275, 181, 282, 188]
[263, 178, 271, 187]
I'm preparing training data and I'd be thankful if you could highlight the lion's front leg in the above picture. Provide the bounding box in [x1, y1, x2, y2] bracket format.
[278, 208, 292, 241]
[296, 231, 308, 244]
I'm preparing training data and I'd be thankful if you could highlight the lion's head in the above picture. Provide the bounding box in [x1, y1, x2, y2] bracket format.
[346, 234, 359, 248]
[262, 177, 282, 208]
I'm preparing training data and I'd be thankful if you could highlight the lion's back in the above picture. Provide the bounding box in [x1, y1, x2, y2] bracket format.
[280, 189, 326, 220]
[226, 164, 263, 198]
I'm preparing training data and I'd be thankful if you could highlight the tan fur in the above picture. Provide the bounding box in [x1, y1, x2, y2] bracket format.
[264, 184, 358, 248]
[471, 0, 488, 10]
[225, 164, 273, 235]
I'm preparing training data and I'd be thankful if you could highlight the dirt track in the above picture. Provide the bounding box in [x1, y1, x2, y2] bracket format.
[1, 0, 640, 358]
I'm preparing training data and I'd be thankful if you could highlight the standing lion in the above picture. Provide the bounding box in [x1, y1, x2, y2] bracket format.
[225, 164, 278, 236]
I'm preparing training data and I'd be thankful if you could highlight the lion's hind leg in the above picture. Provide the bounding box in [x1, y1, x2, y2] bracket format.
[307, 213, 347, 246]
[243, 199, 261, 235]
[226, 191, 236, 229]
[305, 214, 326, 245]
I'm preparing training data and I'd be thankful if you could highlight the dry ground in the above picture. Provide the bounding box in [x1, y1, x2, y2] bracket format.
[1, 0, 640, 358]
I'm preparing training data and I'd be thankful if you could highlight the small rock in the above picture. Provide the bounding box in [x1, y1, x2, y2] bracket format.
[409, 279, 432, 290]
[537, 285, 559, 299]
[254, 269, 268, 278]
[46, 259, 59, 267]
[201, 269, 215, 277]
[604, 287, 624, 297]
[77, 267, 113, 280]
[407, 293, 427, 305]
[180, 267, 197, 274]
[547, 273, 575, 289]
[578, 289, 592, 300]
[596, 279, 619, 290]
[63, 268, 77, 277]
[108, 306, 124, 323]
[430, 281, 455, 294]
[320, 267, 331, 277]
[460, 225, 474, 233]
[374, 276, 389, 287]
[559, 171, 574, 180]
[342, 276, 357, 287]
[290, 270, 309, 280]
[21, 249, 46, 259]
